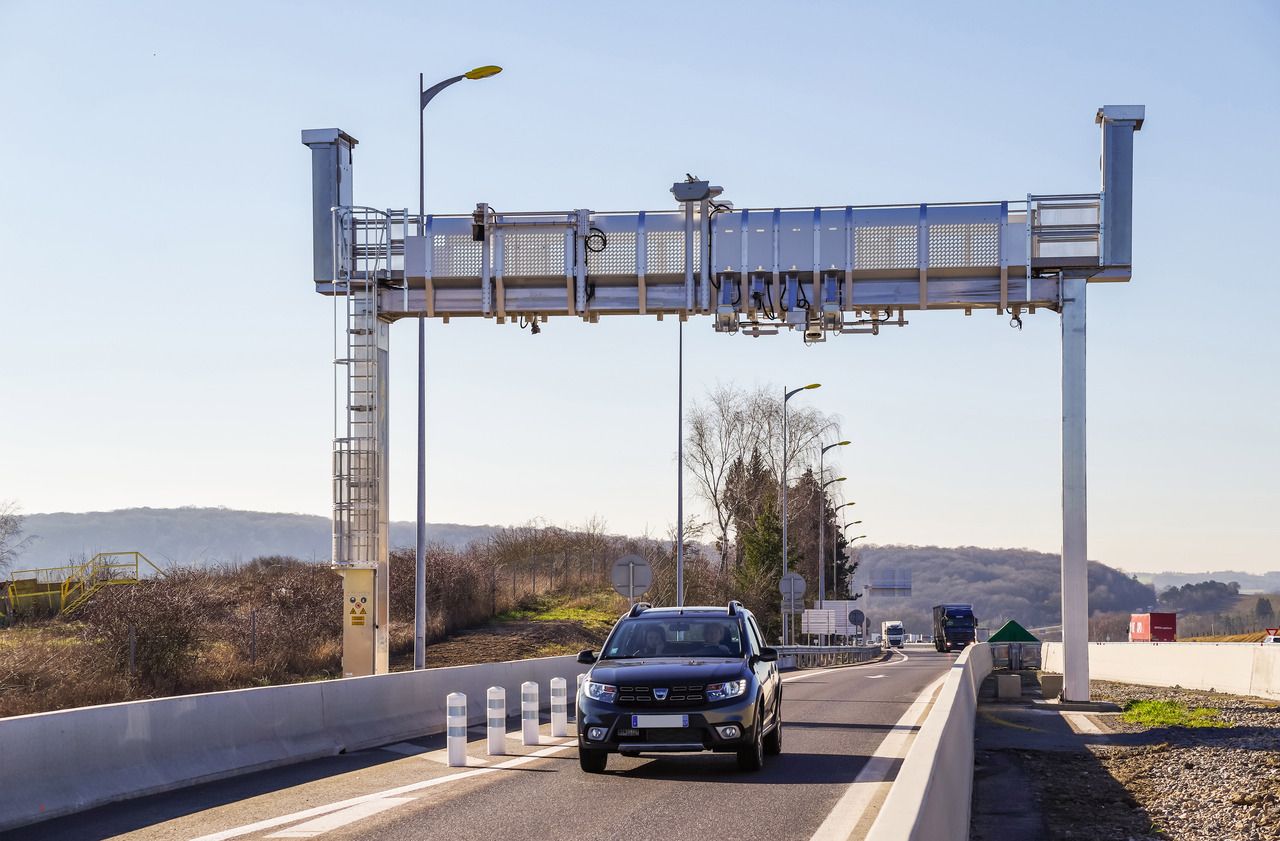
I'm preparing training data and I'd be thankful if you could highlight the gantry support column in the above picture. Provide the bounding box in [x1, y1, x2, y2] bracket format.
[1060, 275, 1089, 701]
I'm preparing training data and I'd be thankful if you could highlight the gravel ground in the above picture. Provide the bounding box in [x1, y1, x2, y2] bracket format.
[1083, 680, 1280, 841]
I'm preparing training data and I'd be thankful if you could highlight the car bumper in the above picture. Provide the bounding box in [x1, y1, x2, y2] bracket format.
[577, 695, 760, 754]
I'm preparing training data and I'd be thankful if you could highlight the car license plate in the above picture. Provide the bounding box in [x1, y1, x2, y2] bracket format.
[632, 714, 689, 728]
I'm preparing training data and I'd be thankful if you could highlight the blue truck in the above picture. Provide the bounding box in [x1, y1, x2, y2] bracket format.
[932, 604, 977, 652]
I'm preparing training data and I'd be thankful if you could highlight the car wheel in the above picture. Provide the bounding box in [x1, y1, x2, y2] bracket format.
[737, 707, 766, 772]
[764, 702, 783, 756]
[579, 748, 608, 773]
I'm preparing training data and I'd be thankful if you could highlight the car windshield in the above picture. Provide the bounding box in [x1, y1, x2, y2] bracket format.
[601, 617, 743, 659]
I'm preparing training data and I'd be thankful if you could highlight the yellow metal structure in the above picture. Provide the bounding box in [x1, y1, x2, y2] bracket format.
[1, 552, 159, 619]
[338, 566, 377, 677]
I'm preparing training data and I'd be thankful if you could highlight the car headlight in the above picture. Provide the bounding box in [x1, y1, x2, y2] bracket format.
[706, 679, 747, 701]
[583, 681, 617, 703]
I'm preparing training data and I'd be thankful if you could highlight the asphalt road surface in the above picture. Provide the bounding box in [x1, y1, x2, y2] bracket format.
[16, 646, 954, 841]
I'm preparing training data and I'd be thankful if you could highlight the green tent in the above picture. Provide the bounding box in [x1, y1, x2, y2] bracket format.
[988, 620, 1040, 643]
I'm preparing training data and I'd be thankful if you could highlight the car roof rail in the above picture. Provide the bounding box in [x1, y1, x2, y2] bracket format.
[628, 602, 652, 618]
[727, 600, 743, 616]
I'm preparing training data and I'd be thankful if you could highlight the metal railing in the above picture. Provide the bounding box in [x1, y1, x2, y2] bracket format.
[1, 552, 158, 618]
[778, 644, 884, 669]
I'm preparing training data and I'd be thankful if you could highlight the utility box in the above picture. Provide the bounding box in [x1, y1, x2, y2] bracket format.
[1129, 612, 1176, 642]
[338, 566, 377, 677]
[996, 673, 1022, 700]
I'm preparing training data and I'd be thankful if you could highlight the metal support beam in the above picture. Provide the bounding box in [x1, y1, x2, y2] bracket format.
[1061, 275, 1088, 701]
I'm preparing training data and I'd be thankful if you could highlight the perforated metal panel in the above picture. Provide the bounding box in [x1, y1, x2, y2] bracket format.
[646, 230, 700, 274]
[586, 230, 637, 275]
[929, 223, 1000, 268]
[432, 234, 481, 277]
[855, 225, 918, 270]
[504, 231, 566, 277]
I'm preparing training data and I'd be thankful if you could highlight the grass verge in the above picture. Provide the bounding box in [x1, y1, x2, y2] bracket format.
[1121, 699, 1226, 728]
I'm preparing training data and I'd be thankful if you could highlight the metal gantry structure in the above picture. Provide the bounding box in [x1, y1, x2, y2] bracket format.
[302, 106, 1144, 698]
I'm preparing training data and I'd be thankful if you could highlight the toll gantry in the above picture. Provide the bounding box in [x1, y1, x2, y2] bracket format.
[301, 106, 1144, 697]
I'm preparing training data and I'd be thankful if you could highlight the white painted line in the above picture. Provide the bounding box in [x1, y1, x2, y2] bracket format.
[1062, 711, 1102, 734]
[265, 798, 415, 838]
[807, 673, 948, 841]
[189, 740, 579, 841]
[866, 675, 886, 680]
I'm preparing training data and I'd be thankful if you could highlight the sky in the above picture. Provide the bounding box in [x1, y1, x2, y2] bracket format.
[1, 1, 1277, 575]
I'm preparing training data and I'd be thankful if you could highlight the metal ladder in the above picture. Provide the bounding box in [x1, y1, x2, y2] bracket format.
[331, 208, 398, 568]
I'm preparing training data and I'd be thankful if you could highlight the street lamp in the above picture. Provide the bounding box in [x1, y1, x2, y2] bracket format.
[831, 503, 856, 598]
[415, 65, 502, 671]
[817, 448, 847, 608]
[780, 383, 819, 644]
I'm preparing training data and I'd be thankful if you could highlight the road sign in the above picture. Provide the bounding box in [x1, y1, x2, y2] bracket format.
[1267, 628, 1279, 636]
[802, 609, 836, 635]
[610, 555, 652, 601]
[779, 572, 806, 597]
[849, 609, 865, 627]
[779, 572, 806, 613]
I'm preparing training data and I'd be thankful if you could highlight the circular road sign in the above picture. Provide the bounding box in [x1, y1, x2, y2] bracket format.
[849, 609, 865, 627]
[610, 555, 653, 599]
[778, 571, 806, 596]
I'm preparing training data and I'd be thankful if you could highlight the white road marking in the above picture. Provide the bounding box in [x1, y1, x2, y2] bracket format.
[866, 675, 886, 679]
[189, 739, 578, 841]
[807, 673, 948, 841]
[1062, 711, 1102, 734]
[264, 798, 416, 838]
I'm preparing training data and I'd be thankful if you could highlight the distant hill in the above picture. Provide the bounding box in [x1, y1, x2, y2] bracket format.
[14, 507, 498, 569]
[853, 545, 1158, 637]
[1134, 570, 1280, 595]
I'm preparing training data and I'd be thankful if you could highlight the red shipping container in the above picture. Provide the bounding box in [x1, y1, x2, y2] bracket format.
[1129, 612, 1177, 642]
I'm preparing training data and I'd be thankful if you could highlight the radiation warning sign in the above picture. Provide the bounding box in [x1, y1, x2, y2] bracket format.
[349, 595, 369, 626]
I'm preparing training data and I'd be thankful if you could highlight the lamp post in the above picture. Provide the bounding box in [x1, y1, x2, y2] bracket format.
[837, 518, 862, 598]
[816, 471, 846, 606]
[780, 383, 820, 644]
[415, 65, 502, 671]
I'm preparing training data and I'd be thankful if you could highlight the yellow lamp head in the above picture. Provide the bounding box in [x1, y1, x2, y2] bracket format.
[465, 65, 503, 80]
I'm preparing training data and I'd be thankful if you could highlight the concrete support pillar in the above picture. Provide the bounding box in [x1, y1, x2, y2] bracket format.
[1061, 276, 1090, 701]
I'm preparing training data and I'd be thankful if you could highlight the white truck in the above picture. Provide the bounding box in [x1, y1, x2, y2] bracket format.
[881, 620, 905, 649]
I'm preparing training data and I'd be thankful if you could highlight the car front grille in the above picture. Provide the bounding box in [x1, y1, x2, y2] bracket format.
[617, 684, 706, 705]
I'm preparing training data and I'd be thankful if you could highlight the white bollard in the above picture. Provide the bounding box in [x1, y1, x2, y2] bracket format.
[446, 692, 467, 767]
[521, 680, 539, 746]
[550, 677, 568, 737]
[486, 686, 506, 756]
[571, 673, 586, 722]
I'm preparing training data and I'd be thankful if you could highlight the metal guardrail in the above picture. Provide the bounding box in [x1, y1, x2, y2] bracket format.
[778, 644, 883, 669]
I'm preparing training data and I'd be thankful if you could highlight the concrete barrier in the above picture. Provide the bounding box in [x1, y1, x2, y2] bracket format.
[1042, 641, 1280, 700]
[864, 642, 993, 841]
[0, 654, 579, 832]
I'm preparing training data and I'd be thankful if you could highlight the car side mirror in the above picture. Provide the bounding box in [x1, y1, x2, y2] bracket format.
[576, 649, 597, 665]
[756, 647, 778, 663]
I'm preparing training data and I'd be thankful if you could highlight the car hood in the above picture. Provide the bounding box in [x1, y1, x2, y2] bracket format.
[587, 658, 748, 685]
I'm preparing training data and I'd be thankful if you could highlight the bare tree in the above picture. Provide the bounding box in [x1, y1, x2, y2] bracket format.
[0, 501, 33, 576]
[684, 384, 748, 572]
[684, 385, 840, 574]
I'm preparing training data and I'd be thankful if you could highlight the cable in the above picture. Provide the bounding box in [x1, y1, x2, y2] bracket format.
[585, 227, 607, 253]
[1010, 310, 1023, 330]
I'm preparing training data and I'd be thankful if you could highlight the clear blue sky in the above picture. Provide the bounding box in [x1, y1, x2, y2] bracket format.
[2, 1, 1276, 574]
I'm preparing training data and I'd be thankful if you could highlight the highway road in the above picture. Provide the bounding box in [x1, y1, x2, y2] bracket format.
[16, 647, 954, 841]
